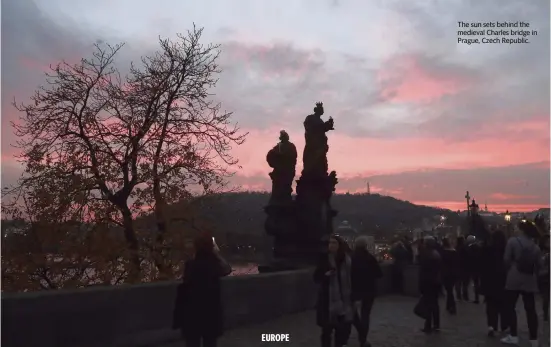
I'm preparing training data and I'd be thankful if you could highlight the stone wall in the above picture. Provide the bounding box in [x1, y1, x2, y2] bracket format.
[2, 264, 419, 347]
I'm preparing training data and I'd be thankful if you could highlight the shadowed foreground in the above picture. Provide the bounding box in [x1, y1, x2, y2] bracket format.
[160, 295, 549, 347]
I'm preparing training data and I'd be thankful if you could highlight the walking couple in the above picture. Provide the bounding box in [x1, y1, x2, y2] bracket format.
[314, 235, 383, 347]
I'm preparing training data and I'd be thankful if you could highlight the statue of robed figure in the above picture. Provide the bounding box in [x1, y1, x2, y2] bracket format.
[266, 130, 297, 204]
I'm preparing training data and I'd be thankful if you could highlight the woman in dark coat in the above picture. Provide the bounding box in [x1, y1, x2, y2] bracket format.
[480, 229, 507, 336]
[314, 234, 353, 347]
[173, 232, 232, 347]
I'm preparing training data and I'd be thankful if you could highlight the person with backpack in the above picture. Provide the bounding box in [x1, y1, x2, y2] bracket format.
[480, 229, 508, 337]
[538, 234, 550, 321]
[501, 221, 543, 347]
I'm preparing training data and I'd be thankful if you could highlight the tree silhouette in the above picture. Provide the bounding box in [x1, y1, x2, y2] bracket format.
[2, 25, 246, 290]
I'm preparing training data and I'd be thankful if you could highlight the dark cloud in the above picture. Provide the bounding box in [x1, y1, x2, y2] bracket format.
[3, 0, 548, 144]
[385, 0, 550, 141]
[1, 0, 96, 154]
[216, 41, 385, 136]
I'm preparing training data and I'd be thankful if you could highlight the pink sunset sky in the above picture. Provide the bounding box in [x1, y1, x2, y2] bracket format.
[1, 0, 549, 213]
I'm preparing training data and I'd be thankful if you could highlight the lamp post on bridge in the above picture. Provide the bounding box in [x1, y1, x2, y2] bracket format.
[465, 191, 471, 218]
[505, 210, 511, 238]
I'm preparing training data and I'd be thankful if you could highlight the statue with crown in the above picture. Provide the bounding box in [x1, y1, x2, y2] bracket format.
[301, 102, 334, 177]
[295, 101, 338, 253]
[260, 102, 339, 272]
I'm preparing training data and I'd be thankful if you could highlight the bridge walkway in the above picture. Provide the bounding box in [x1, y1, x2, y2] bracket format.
[159, 295, 549, 347]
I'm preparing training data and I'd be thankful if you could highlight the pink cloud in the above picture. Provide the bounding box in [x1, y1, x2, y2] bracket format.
[232, 124, 548, 180]
[18, 57, 52, 72]
[490, 193, 540, 201]
[377, 55, 472, 103]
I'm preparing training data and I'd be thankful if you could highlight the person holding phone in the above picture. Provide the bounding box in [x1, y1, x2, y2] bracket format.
[314, 234, 353, 347]
[172, 232, 232, 347]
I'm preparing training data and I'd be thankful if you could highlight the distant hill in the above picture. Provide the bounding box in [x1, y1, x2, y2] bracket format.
[186, 192, 462, 239]
[1, 192, 466, 244]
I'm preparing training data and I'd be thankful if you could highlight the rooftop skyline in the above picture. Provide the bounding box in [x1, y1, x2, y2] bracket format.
[1, 0, 549, 212]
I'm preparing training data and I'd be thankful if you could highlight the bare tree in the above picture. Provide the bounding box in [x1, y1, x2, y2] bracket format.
[2, 25, 246, 289]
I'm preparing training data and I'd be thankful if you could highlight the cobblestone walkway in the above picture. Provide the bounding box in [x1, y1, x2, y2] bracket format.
[163, 295, 550, 347]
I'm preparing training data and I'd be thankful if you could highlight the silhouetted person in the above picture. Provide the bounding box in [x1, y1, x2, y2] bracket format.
[468, 200, 489, 241]
[480, 229, 508, 337]
[314, 234, 353, 347]
[390, 236, 409, 293]
[173, 233, 232, 347]
[501, 221, 542, 346]
[455, 236, 468, 300]
[538, 234, 550, 321]
[351, 236, 383, 347]
[465, 235, 482, 303]
[418, 236, 442, 333]
[440, 238, 459, 314]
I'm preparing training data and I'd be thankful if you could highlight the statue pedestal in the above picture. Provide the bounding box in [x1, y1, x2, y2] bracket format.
[259, 202, 303, 273]
[295, 175, 338, 258]
[259, 199, 328, 273]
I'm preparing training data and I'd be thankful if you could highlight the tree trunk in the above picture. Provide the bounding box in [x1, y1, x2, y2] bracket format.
[152, 185, 169, 279]
[120, 206, 141, 283]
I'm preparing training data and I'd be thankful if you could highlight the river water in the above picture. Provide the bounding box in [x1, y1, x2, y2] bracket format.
[229, 263, 259, 276]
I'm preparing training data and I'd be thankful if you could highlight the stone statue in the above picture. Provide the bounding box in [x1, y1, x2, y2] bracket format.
[259, 103, 339, 272]
[295, 102, 338, 256]
[302, 102, 334, 177]
[266, 130, 297, 204]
